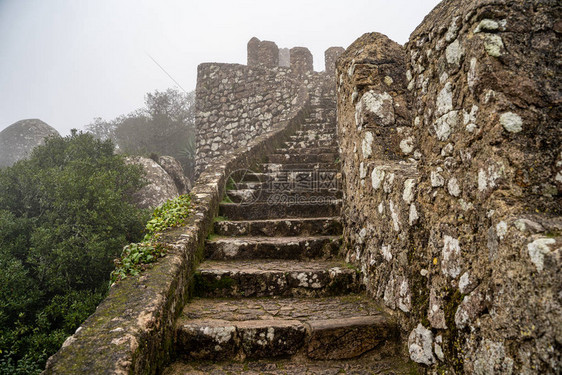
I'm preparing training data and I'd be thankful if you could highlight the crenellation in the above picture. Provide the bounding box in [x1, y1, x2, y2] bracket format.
[290, 46, 314, 78]
[278, 47, 290, 67]
[324, 47, 345, 76]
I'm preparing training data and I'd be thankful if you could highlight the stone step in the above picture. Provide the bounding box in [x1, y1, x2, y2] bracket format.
[303, 118, 335, 124]
[292, 129, 336, 137]
[194, 260, 361, 298]
[234, 170, 339, 183]
[284, 140, 337, 149]
[276, 147, 337, 155]
[205, 235, 341, 260]
[225, 188, 342, 204]
[213, 217, 342, 237]
[261, 162, 338, 172]
[298, 124, 336, 132]
[219, 200, 342, 220]
[267, 152, 337, 164]
[163, 355, 413, 375]
[173, 296, 398, 362]
[287, 135, 335, 144]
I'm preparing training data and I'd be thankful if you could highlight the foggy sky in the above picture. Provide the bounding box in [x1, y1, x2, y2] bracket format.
[0, 0, 441, 135]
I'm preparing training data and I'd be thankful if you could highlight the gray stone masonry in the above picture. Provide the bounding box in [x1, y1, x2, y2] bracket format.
[164, 67, 409, 373]
[337, 1, 561, 373]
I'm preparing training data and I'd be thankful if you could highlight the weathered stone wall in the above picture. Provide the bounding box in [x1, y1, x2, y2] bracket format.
[290, 47, 314, 78]
[247, 37, 279, 68]
[336, 31, 419, 352]
[195, 63, 301, 175]
[337, 1, 560, 373]
[325, 46, 345, 76]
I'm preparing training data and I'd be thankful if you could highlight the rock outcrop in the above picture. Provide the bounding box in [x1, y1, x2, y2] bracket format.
[337, 0, 561, 373]
[126, 156, 180, 209]
[158, 155, 191, 194]
[0, 119, 60, 168]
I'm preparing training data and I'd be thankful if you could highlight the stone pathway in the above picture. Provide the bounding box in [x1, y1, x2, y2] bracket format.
[163, 80, 410, 374]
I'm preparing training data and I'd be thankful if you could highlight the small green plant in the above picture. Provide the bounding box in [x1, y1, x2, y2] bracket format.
[111, 194, 191, 282]
[144, 194, 192, 241]
[111, 242, 167, 281]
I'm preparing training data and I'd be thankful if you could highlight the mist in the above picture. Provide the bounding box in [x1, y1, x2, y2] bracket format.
[0, 0, 441, 136]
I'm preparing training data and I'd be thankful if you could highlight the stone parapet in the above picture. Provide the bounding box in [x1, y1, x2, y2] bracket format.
[324, 47, 345, 76]
[290, 47, 314, 78]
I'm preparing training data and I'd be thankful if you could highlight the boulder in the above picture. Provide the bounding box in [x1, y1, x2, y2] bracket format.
[0, 119, 60, 168]
[125, 156, 179, 209]
[157, 156, 191, 194]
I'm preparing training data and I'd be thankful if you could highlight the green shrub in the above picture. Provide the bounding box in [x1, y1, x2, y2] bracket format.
[0, 131, 147, 373]
[111, 194, 191, 282]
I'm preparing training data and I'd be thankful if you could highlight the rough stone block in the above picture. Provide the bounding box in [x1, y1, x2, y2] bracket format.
[237, 320, 306, 358]
[290, 47, 313, 78]
[306, 316, 396, 360]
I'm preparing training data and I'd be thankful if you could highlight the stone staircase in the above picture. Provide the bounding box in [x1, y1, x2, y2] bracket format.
[163, 83, 411, 374]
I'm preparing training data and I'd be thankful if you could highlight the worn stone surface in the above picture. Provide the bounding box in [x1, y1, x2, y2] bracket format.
[195, 260, 361, 298]
[214, 217, 342, 237]
[219, 200, 342, 220]
[337, 1, 561, 373]
[0, 118, 60, 168]
[184, 296, 386, 322]
[238, 320, 306, 359]
[125, 156, 180, 209]
[307, 316, 396, 360]
[163, 352, 414, 375]
[158, 155, 191, 194]
[175, 296, 397, 362]
[205, 235, 341, 260]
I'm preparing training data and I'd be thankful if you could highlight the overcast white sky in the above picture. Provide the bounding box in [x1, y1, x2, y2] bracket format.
[0, 0, 441, 135]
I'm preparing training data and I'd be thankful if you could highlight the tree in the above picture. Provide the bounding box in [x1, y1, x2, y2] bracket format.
[84, 88, 196, 180]
[83, 117, 116, 142]
[0, 131, 148, 373]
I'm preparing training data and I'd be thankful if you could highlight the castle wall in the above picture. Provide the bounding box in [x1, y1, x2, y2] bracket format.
[195, 63, 301, 175]
[290, 47, 314, 78]
[337, 0, 561, 373]
[247, 37, 279, 68]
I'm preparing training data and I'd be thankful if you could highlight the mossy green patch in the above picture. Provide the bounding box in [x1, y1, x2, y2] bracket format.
[111, 194, 191, 282]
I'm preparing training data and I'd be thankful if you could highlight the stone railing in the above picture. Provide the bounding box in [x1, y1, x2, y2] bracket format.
[43, 83, 310, 375]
